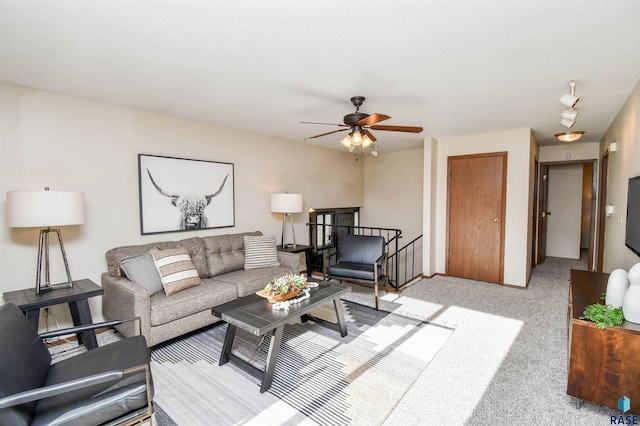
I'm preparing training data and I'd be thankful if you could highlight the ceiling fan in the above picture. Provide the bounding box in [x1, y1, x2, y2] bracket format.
[301, 96, 423, 150]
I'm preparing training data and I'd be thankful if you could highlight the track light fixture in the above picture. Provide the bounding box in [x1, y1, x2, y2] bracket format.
[555, 80, 585, 142]
[560, 80, 580, 108]
[371, 145, 379, 157]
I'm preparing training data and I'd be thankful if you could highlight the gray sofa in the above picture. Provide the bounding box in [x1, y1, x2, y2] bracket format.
[101, 231, 299, 346]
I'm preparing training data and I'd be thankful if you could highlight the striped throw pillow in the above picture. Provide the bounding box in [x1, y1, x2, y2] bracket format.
[150, 247, 202, 296]
[243, 235, 280, 269]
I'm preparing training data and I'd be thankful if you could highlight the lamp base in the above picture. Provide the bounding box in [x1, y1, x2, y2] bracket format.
[37, 282, 74, 293]
[36, 228, 75, 295]
[280, 213, 297, 248]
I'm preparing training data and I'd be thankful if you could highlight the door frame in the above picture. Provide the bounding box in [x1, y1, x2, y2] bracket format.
[536, 159, 598, 268]
[596, 152, 609, 272]
[531, 157, 539, 270]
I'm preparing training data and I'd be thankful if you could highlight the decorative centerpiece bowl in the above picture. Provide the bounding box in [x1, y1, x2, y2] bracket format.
[257, 273, 308, 303]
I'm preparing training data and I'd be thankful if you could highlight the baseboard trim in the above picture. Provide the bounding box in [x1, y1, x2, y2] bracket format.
[44, 327, 113, 348]
[501, 282, 527, 290]
[421, 273, 445, 279]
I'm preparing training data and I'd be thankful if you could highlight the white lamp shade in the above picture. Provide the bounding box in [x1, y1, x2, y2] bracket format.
[270, 193, 303, 213]
[7, 190, 85, 228]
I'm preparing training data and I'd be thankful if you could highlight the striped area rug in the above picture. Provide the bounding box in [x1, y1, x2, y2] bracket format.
[150, 301, 454, 426]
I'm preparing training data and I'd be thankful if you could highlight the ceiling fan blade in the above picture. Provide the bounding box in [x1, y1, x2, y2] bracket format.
[363, 129, 377, 142]
[307, 128, 350, 139]
[300, 121, 349, 127]
[358, 113, 391, 126]
[369, 125, 423, 133]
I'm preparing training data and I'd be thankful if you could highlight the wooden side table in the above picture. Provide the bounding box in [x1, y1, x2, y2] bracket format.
[2, 279, 104, 350]
[277, 244, 313, 277]
[567, 269, 640, 412]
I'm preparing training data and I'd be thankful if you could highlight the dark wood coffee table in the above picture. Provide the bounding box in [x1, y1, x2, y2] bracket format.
[212, 281, 351, 392]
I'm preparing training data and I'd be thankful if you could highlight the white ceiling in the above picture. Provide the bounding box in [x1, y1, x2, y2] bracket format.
[1, 1, 639, 153]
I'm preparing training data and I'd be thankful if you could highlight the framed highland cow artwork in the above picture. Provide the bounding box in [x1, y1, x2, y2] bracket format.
[138, 154, 235, 235]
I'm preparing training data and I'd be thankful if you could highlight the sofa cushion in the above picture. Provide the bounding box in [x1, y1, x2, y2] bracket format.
[204, 231, 262, 277]
[149, 279, 237, 326]
[243, 235, 280, 269]
[119, 252, 164, 295]
[150, 247, 202, 296]
[179, 237, 209, 278]
[105, 237, 208, 278]
[210, 265, 292, 297]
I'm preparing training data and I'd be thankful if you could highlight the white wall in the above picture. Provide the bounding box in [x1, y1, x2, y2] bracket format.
[0, 83, 364, 322]
[362, 148, 424, 278]
[538, 142, 600, 162]
[546, 164, 583, 259]
[600, 79, 640, 271]
[430, 128, 534, 287]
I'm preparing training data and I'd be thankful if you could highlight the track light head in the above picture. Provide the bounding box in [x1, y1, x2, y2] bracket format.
[561, 118, 576, 128]
[560, 80, 580, 108]
[560, 94, 579, 108]
[561, 109, 578, 121]
[371, 145, 379, 157]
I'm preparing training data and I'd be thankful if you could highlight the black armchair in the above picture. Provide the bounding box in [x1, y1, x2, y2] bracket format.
[0, 303, 153, 426]
[325, 234, 388, 310]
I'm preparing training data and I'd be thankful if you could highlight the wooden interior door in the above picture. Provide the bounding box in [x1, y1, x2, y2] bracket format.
[446, 152, 507, 284]
[537, 164, 549, 264]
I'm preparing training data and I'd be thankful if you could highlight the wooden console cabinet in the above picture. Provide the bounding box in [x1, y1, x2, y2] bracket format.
[567, 269, 640, 412]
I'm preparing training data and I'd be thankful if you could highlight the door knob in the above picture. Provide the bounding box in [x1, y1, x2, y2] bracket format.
[494, 217, 500, 223]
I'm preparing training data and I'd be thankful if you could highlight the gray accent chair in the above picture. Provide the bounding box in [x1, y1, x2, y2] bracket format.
[325, 234, 388, 310]
[0, 303, 153, 426]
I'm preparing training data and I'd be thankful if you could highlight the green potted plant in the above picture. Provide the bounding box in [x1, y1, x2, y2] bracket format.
[580, 303, 625, 329]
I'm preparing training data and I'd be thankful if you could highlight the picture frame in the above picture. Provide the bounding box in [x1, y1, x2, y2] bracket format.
[138, 154, 235, 235]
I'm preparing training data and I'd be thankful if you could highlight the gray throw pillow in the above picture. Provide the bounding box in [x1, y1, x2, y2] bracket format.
[244, 235, 280, 269]
[119, 252, 164, 295]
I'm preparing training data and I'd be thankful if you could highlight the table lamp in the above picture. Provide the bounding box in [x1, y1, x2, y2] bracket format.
[7, 188, 85, 294]
[270, 193, 303, 248]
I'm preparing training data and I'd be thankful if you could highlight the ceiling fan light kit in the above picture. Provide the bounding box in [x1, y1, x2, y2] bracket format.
[302, 96, 423, 154]
[556, 80, 585, 142]
[340, 135, 352, 148]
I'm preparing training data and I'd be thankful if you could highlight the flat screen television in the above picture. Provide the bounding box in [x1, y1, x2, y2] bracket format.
[626, 175, 640, 256]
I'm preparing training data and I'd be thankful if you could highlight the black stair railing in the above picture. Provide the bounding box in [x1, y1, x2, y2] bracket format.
[389, 234, 423, 288]
[307, 223, 403, 288]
